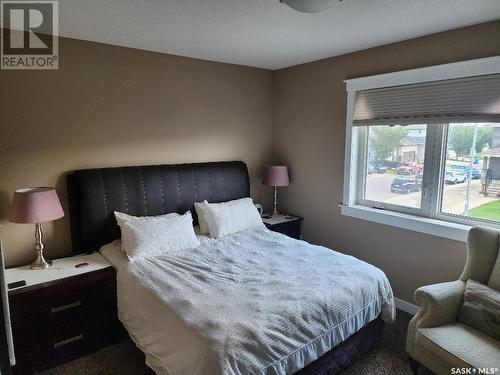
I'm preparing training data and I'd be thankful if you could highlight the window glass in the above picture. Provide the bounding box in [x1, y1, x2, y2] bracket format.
[364, 125, 426, 209]
[441, 123, 500, 222]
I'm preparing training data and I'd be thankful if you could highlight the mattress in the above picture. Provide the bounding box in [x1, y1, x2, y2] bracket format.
[101, 227, 395, 375]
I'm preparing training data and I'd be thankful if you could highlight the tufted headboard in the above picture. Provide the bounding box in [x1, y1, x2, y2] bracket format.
[67, 161, 250, 253]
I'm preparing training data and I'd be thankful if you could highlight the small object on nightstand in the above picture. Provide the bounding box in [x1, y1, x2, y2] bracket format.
[262, 213, 303, 239]
[5, 252, 125, 373]
[7, 280, 26, 290]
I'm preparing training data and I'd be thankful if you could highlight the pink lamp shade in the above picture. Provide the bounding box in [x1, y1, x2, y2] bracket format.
[9, 187, 64, 224]
[262, 166, 289, 187]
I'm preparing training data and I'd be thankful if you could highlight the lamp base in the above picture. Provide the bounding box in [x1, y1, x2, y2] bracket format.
[30, 222, 52, 270]
[30, 253, 52, 270]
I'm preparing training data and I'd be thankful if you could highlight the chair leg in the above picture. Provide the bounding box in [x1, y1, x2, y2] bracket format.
[409, 357, 419, 375]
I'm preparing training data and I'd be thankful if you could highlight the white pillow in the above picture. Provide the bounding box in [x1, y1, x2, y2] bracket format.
[194, 201, 210, 235]
[114, 211, 179, 252]
[119, 211, 200, 260]
[202, 198, 264, 238]
[114, 211, 179, 225]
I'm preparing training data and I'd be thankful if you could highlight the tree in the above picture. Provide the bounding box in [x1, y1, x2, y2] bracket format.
[369, 126, 410, 163]
[448, 125, 492, 158]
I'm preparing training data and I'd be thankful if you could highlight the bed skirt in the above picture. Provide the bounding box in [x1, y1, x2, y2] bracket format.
[295, 317, 384, 375]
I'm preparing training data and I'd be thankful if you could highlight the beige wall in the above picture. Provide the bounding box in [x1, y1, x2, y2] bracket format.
[1, 21, 499, 303]
[273, 21, 500, 303]
[0, 37, 274, 266]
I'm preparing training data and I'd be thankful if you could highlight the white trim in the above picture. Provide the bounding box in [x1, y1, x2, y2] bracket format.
[344, 55, 500, 92]
[342, 90, 357, 206]
[340, 204, 470, 242]
[395, 297, 418, 316]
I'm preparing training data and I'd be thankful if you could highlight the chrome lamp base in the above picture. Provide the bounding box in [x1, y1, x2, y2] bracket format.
[30, 222, 52, 270]
[30, 252, 52, 270]
[273, 186, 280, 216]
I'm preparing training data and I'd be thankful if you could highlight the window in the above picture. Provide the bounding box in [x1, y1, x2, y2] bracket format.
[342, 57, 500, 240]
[441, 123, 500, 222]
[357, 122, 499, 225]
[363, 124, 426, 210]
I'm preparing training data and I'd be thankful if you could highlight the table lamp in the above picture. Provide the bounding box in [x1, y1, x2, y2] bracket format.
[9, 187, 64, 270]
[262, 165, 289, 216]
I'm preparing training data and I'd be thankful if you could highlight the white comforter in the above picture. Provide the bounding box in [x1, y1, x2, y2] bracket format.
[109, 227, 395, 375]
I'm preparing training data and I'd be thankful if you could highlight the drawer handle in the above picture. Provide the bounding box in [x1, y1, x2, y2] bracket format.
[53, 334, 83, 348]
[51, 301, 81, 313]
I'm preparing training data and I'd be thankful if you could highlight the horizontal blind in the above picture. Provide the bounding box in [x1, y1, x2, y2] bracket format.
[353, 74, 500, 126]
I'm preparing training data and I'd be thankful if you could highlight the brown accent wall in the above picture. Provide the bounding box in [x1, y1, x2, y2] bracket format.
[273, 21, 500, 302]
[0, 37, 274, 266]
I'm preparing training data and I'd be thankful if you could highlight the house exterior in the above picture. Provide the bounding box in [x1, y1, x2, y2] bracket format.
[482, 125, 500, 180]
[393, 126, 426, 163]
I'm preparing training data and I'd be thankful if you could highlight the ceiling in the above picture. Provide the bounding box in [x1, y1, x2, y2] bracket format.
[59, 0, 500, 70]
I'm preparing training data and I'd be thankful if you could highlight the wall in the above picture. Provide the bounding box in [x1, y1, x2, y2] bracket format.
[273, 21, 500, 303]
[0, 37, 274, 266]
[1, 21, 499, 303]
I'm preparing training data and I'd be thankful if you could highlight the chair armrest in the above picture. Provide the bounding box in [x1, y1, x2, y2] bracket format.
[406, 280, 465, 357]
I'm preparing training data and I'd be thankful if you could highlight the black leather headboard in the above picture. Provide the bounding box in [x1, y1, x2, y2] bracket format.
[67, 161, 250, 253]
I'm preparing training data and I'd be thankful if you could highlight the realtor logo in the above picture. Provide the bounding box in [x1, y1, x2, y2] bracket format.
[1, 0, 58, 69]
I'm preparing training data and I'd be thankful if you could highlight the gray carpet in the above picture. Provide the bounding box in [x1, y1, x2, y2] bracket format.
[41, 309, 431, 375]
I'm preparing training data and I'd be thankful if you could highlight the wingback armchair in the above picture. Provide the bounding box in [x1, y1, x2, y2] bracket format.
[406, 226, 500, 374]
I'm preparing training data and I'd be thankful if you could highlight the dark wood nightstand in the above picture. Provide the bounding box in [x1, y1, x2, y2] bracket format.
[262, 214, 303, 239]
[5, 253, 125, 374]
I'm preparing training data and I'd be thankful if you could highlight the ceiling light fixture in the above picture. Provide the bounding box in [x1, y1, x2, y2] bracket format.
[279, 0, 343, 13]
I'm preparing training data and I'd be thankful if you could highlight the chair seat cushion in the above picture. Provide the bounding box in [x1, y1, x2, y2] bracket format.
[417, 323, 500, 369]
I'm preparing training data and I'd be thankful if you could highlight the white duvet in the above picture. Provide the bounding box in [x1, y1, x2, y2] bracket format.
[102, 227, 395, 375]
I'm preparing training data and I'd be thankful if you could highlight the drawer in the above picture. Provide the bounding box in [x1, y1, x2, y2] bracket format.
[9, 267, 122, 372]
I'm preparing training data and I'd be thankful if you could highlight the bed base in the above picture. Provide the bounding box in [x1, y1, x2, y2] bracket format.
[296, 317, 384, 375]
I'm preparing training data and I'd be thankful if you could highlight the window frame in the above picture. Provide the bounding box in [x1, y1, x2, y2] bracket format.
[341, 56, 500, 242]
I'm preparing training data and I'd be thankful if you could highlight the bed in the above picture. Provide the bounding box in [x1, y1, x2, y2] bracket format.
[67, 161, 395, 375]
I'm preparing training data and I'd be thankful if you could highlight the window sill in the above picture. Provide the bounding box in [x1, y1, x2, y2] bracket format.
[340, 204, 470, 242]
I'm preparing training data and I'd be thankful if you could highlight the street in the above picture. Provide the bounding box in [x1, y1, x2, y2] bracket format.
[365, 173, 494, 214]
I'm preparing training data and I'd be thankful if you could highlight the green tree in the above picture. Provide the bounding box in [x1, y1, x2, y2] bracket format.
[448, 125, 492, 158]
[369, 126, 410, 163]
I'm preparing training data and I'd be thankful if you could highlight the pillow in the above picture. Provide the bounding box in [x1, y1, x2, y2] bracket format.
[194, 201, 210, 235]
[114, 211, 179, 225]
[458, 280, 500, 340]
[202, 197, 264, 238]
[114, 211, 179, 252]
[119, 211, 200, 260]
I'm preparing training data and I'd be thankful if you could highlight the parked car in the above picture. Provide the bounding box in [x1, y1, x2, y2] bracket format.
[391, 176, 421, 194]
[415, 173, 423, 184]
[367, 164, 375, 174]
[396, 164, 423, 175]
[471, 168, 481, 180]
[374, 164, 388, 173]
[445, 170, 466, 184]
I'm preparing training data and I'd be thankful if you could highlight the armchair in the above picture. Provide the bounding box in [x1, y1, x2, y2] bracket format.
[406, 226, 500, 374]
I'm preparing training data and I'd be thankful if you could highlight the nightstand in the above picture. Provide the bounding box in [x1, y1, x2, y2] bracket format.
[5, 253, 125, 374]
[262, 214, 303, 239]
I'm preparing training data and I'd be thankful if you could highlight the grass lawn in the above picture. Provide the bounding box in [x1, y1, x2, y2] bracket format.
[468, 200, 500, 220]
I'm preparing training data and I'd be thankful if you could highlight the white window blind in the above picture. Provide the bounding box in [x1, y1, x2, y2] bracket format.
[353, 73, 500, 126]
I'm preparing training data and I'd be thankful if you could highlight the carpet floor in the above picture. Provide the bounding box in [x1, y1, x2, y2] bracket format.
[40, 309, 432, 375]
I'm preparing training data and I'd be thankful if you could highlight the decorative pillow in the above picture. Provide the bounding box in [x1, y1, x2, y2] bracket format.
[119, 211, 200, 260]
[458, 280, 500, 340]
[202, 197, 264, 238]
[114, 211, 179, 252]
[114, 211, 179, 225]
[194, 201, 210, 235]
